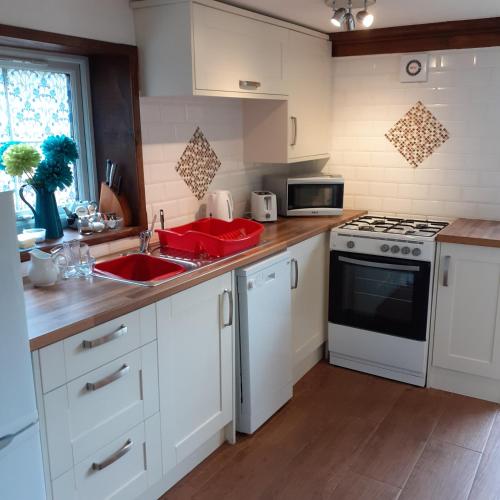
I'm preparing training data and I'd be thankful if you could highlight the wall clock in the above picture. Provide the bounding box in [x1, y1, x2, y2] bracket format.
[400, 53, 429, 83]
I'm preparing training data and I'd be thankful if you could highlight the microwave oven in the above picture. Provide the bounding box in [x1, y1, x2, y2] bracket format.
[263, 175, 344, 217]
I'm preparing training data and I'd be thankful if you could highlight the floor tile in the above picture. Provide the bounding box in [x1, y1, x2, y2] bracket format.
[399, 439, 480, 500]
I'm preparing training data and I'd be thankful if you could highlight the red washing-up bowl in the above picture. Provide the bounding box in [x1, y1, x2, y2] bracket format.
[156, 218, 265, 258]
[94, 253, 185, 285]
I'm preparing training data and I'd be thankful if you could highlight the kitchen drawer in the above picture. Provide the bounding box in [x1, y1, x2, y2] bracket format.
[39, 304, 156, 392]
[44, 342, 159, 480]
[51, 414, 162, 500]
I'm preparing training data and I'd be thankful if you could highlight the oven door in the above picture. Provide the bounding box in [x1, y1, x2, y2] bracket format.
[287, 182, 344, 215]
[329, 251, 431, 341]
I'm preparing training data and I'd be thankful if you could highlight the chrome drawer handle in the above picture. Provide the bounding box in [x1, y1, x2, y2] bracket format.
[82, 325, 127, 349]
[91, 439, 132, 471]
[86, 364, 130, 392]
[239, 80, 261, 89]
[222, 289, 233, 328]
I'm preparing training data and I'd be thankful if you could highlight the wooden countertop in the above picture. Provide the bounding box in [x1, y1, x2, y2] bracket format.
[26, 210, 365, 351]
[437, 218, 500, 248]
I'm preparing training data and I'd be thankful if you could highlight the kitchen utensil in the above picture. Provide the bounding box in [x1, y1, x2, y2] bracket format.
[52, 240, 93, 279]
[109, 162, 117, 189]
[156, 218, 264, 258]
[251, 191, 278, 222]
[206, 190, 234, 222]
[28, 248, 66, 287]
[160, 209, 165, 230]
[98, 182, 132, 226]
[105, 159, 112, 185]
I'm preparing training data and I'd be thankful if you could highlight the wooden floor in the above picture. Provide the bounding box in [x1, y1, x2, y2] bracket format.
[161, 362, 500, 500]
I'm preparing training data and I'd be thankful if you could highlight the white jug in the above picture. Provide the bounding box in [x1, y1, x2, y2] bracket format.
[28, 248, 65, 287]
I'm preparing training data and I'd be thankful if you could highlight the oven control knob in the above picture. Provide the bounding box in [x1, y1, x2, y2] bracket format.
[380, 244, 390, 253]
[346, 240, 355, 249]
[401, 246, 411, 255]
[412, 248, 422, 257]
[391, 245, 400, 254]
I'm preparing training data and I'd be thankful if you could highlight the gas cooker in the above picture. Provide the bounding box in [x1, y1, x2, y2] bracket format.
[331, 214, 451, 261]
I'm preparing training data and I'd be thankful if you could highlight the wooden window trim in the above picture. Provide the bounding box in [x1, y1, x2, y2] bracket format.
[330, 17, 500, 57]
[0, 23, 148, 260]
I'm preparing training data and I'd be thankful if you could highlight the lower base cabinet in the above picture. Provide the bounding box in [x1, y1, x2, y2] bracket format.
[156, 272, 234, 474]
[430, 243, 500, 401]
[289, 233, 328, 381]
[52, 415, 162, 500]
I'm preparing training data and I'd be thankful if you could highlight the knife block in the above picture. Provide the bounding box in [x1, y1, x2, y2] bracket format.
[98, 182, 132, 226]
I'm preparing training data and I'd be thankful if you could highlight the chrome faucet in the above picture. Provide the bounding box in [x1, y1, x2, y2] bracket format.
[138, 215, 157, 254]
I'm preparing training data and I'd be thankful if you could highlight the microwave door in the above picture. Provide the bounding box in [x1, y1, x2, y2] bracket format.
[287, 183, 344, 215]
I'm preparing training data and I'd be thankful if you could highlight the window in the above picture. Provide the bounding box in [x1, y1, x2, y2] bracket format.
[0, 48, 96, 216]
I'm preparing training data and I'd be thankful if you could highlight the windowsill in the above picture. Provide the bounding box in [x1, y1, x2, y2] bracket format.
[19, 226, 142, 262]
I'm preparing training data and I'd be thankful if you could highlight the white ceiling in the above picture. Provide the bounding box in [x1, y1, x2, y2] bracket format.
[222, 0, 500, 33]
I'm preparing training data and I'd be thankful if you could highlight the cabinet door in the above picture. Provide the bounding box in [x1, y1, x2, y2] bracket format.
[433, 243, 500, 379]
[193, 4, 288, 96]
[157, 272, 233, 474]
[287, 31, 331, 160]
[289, 234, 329, 371]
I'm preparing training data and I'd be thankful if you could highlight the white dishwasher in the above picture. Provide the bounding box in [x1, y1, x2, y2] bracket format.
[236, 251, 292, 434]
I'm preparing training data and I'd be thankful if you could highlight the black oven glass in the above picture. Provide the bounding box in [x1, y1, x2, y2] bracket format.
[288, 183, 344, 210]
[329, 251, 431, 341]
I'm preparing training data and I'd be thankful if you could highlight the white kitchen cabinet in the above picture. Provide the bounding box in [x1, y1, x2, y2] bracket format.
[132, 0, 289, 98]
[156, 272, 234, 474]
[289, 233, 329, 382]
[51, 415, 162, 500]
[243, 30, 331, 163]
[433, 243, 500, 380]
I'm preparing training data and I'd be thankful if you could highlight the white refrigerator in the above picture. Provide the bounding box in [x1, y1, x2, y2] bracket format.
[0, 191, 46, 499]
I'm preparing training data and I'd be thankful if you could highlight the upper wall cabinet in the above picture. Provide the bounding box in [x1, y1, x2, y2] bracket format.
[243, 30, 331, 163]
[132, 0, 289, 98]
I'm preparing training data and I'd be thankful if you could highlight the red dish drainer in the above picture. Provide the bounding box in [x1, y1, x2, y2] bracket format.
[156, 218, 265, 258]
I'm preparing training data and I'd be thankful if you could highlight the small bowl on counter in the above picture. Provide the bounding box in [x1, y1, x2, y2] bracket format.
[23, 228, 46, 243]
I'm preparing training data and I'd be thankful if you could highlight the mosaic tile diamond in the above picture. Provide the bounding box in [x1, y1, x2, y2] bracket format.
[175, 126, 221, 200]
[385, 101, 450, 168]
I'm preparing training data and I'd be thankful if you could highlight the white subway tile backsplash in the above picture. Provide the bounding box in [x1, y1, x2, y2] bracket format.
[327, 46, 500, 220]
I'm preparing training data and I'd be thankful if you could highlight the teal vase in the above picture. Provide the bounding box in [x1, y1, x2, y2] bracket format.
[19, 185, 63, 240]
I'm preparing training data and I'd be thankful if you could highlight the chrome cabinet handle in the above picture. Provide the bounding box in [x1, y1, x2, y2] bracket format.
[82, 325, 127, 349]
[91, 439, 133, 471]
[239, 80, 261, 90]
[222, 289, 233, 328]
[443, 255, 451, 287]
[86, 364, 130, 392]
[291, 116, 298, 146]
[291, 258, 299, 289]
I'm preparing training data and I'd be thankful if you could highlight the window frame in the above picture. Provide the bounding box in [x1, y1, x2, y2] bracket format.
[0, 46, 97, 205]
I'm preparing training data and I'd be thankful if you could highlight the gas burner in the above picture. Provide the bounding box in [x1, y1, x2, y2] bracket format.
[339, 215, 449, 240]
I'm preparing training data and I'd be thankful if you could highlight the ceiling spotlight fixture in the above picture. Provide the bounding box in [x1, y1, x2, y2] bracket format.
[356, 0, 374, 27]
[331, 7, 347, 27]
[325, 0, 376, 31]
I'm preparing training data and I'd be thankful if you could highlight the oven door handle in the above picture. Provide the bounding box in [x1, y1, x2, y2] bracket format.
[338, 256, 421, 272]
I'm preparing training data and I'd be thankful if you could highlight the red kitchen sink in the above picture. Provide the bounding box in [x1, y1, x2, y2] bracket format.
[94, 253, 185, 286]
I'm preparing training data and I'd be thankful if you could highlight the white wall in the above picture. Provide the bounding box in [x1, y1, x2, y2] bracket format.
[325, 46, 500, 220]
[140, 96, 297, 228]
[0, 0, 135, 44]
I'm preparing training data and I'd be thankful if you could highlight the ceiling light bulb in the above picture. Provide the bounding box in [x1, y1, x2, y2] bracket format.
[356, 10, 374, 27]
[331, 7, 346, 27]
